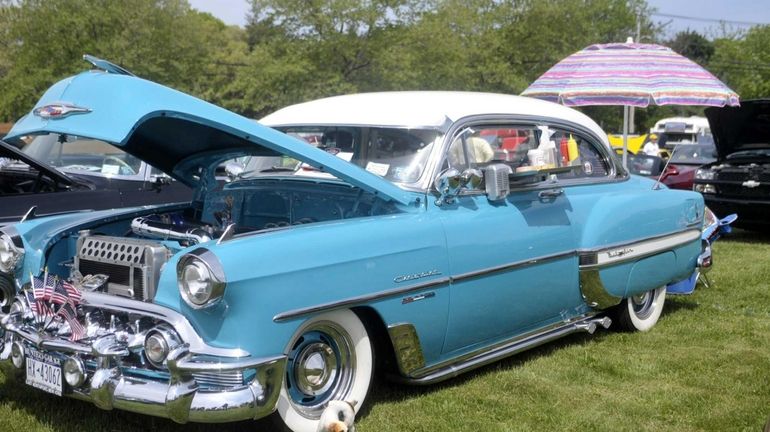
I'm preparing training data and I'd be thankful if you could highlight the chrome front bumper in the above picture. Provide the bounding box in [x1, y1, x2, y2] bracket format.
[0, 298, 287, 424]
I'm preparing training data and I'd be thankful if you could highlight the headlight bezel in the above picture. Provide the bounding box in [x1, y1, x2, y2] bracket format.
[0, 231, 25, 275]
[177, 249, 226, 310]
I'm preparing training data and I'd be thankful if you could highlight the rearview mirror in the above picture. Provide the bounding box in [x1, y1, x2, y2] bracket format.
[224, 162, 245, 182]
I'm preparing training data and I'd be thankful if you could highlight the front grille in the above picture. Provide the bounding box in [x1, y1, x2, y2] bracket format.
[193, 371, 245, 390]
[75, 234, 168, 301]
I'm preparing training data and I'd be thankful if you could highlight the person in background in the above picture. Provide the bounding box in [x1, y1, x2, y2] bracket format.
[642, 133, 660, 156]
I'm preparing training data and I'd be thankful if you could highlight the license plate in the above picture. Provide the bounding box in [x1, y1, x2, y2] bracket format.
[24, 347, 62, 396]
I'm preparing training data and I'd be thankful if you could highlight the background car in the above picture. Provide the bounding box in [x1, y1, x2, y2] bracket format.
[694, 99, 770, 231]
[0, 60, 708, 432]
[0, 133, 191, 225]
[662, 141, 718, 189]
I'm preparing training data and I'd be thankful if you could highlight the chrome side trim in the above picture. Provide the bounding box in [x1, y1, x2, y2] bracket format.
[451, 250, 575, 282]
[578, 229, 701, 269]
[272, 277, 451, 323]
[387, 323, 426, 376]
[398, 315, 611, 385]
[275, 229, 698, 322]
[274, 251, 574, 322]
[82, 291, 249, 358]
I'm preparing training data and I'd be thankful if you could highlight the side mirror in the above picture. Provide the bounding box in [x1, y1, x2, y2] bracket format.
[224, 162, 245, 182]
[434, 168, 482, 206]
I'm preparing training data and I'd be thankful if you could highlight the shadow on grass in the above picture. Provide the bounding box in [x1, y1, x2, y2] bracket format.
[722, 228, 770, 244]
[660, 296, 700, 318]
[364, 329, 606, 410]
[0, 371, 272, 432]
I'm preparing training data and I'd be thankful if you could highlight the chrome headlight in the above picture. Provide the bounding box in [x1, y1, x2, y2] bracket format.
[0, 233, 24, 274]
[177, 249, 226, 309]
[695, 168, 715, 180]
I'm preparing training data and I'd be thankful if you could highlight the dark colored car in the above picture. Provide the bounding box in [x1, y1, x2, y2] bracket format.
[662, 142, 718, 190]
[694, 99, 770, 230]
[0, 133, 191, 225]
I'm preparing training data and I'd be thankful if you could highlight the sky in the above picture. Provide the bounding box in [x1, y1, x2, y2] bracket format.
[188, 0, 770, 39]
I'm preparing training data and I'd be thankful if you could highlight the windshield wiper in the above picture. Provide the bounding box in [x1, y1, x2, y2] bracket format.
[259, 166, 296, 173]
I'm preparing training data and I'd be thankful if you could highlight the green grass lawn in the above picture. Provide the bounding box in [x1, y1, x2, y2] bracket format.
[1, 230, 769, 431]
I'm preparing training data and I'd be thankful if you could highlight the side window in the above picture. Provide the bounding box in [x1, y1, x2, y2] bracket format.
[550, 129, 610, 180]
[446, 126, 539, 170]
[444, 124, 611, 181]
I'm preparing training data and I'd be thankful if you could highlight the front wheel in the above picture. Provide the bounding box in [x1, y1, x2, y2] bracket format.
[274, 309, 373, 432]
[613, 286, 666, 332]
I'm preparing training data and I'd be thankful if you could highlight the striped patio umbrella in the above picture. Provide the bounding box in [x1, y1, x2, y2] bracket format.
[521, 41, 739, 168]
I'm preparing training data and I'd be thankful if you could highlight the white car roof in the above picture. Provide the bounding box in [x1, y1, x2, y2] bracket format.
[260, 91, 609, 145]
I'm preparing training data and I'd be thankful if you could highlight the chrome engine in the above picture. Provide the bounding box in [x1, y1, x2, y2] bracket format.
[74, 231, 170, 301]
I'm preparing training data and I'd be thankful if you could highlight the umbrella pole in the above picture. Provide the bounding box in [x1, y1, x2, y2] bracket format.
[622, 105, 629, 170]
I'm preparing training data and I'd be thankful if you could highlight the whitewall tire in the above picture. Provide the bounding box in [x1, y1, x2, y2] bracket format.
[614, 285, 667, 332]
[274, 309, 373, 432]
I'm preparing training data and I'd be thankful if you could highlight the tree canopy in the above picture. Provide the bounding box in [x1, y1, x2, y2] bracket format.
[0, 0, 767, 133]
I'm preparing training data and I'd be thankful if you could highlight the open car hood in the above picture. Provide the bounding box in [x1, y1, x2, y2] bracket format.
[0, 140, 76, 187]
[705, 99, 770, 160]
[7, 68, 413, 205]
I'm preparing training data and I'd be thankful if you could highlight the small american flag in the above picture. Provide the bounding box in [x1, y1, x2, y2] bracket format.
[42, 272, 57, 302]
[50, 280, 70, 306]
[57, 302, 85, 341]
[61, 279, 82, 304]
[31, 272, 46, 301]
[29, 274, 54, 321]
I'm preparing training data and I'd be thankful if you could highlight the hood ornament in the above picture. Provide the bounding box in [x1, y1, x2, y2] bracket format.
[33, 103, 92, 120]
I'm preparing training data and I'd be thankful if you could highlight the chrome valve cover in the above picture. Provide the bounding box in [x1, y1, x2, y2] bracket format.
[75, 233, 170, 301]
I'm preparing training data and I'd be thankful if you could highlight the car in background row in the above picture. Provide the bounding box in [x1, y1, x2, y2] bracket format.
[623, 141, 717, 191]
[695, 99, 770, 231]
[650, 115, 711, 148]
[0, 133, 191, 225]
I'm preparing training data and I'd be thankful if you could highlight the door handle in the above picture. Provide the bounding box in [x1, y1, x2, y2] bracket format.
[538, 188, 564, 200]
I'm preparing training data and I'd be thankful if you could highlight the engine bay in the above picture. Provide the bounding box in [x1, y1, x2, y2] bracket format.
[54, 180, 401, 302]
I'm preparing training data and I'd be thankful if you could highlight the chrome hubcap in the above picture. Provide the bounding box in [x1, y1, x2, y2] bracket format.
[286, 322, 356, 419]
[631, 290, 655, 319]
[295, 342, 338, 396]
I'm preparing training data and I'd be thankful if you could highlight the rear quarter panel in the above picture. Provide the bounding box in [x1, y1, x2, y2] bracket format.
[566, 175, 703, 299]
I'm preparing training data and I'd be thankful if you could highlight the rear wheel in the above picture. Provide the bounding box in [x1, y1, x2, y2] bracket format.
[274, 309, 373, 432]
[613, 286, 666, 332]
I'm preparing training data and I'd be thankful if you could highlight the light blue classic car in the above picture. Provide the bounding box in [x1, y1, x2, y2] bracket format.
[0, 58, 709, 432]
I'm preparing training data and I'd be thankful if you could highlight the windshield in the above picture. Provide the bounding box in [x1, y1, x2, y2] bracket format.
[669, 143, 718, 165]
[241, 126, 441, 184]
[20, 133, 142, 176]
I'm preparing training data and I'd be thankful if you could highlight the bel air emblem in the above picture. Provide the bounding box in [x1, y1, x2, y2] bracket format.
[607, 248, 633, 258]
[742, 180, 761, 188]
[394, 269, 441, 283]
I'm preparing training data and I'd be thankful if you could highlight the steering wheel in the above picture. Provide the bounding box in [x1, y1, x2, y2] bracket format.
[102, 155, 136, 175]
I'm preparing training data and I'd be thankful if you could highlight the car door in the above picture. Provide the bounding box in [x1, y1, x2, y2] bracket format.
[439, 123, 584, 355]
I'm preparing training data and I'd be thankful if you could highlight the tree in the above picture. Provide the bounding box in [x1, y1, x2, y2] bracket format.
[668, 30, 714, 64]
[0, 0, 243, 121]
[709, 25, 770, 99]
